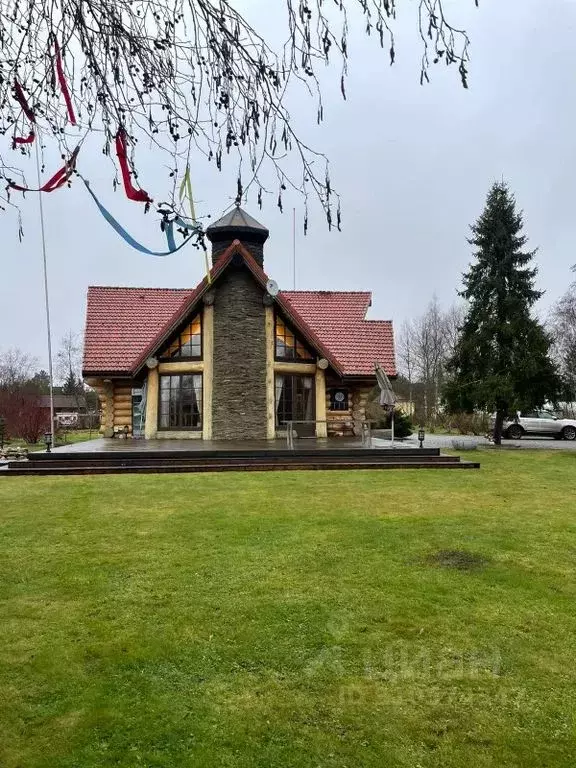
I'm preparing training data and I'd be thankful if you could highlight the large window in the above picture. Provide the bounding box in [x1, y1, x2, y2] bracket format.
[159, 374, 203, 429]
[163, 315, 202, 359]
[275, 374, 315, 427]
[275, 315, 313, 361]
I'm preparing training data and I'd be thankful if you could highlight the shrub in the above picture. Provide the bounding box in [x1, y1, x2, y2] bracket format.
[385, 408, 414, 439]
[444, 411, 489, 436]
[0, 391, 49, 443]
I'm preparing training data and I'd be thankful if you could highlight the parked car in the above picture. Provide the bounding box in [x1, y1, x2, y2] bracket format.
[491, 411, 576, 440]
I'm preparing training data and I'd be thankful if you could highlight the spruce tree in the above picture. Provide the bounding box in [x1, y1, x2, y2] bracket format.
[444, 182, 563, 444]
[62, 371, 80, 396]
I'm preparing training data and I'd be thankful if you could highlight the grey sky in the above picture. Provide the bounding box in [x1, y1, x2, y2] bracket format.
[1, 0, 575, 372]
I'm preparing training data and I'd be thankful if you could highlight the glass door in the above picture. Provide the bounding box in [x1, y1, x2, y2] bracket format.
[275, 374, 315, 437]
[132, 386, 145, 437]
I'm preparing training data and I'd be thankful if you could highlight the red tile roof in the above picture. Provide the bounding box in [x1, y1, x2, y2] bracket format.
[83, 243, 395, 378]
[280, 291, 396, 376]
[83, 287, 194, 375]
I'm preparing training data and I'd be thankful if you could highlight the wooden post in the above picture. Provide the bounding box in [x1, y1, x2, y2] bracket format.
[144, 368, 159, 439]
[265, 305, 276, 440]
[315, 367, 327, 438]
[103, 380, 114, 437]
[202, 304, 214, 440]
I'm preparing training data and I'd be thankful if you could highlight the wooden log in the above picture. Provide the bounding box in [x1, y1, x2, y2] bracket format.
[145, 368, 159, 439]
[203, 303, 214, 440]
[265, 306, 275, 440]
[158, 362, 204, 374]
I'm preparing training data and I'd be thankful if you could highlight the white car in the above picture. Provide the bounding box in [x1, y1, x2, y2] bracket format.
[499, 411, 576, 441]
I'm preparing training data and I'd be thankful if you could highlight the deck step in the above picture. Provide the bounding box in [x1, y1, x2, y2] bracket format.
[19, 455, 462, 469]
[3, 459, 480, 476]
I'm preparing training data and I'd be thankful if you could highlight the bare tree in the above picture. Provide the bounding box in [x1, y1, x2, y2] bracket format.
[0, 347, 38, 392]
[56, 331, 82, 388]
[0, 1, 476, 227]
[398, 297, 464, 422]
[549, 284, 576, 413]
[397, 320, 416, 408]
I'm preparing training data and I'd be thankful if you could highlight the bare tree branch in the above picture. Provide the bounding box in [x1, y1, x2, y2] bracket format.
[0, 0, 475, 229]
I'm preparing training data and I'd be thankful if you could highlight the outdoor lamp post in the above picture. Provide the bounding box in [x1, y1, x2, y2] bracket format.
[0, 416, 5, 450]
[44, 431, 52, 453]
[418, 427, 425, 449]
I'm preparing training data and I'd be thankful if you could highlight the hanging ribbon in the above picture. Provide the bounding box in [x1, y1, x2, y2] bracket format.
[13, 131, 35, 147]
[179, 164, 211, 282]
[12, 80, 36, 147]
[83, 179, 199, 257]
[115, 129, 153, 203]
[54, 40, 77, 126]
[13, 80, 36, 123]
[179, 165, 196, 222]
[8, 145, 80, 193]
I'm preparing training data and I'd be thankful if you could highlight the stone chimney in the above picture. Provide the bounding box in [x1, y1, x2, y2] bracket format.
[206, 205, 269, 268]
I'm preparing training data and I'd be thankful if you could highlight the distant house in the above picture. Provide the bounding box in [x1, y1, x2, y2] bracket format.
[82, 207, 397, 440]
[39, 394, 88, 427]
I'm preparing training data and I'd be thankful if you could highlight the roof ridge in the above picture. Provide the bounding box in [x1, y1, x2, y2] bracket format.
[88, 285, 193, 292]
[280, 290, 372, 295]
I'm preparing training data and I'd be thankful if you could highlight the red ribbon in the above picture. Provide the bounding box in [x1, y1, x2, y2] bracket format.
[13, 80, 36, 124]
[12, 131, 35, 147]
[8, 145, 80, 193]
[12, 80, 37, 146]
[115, 129, 153, 203]
[54, 40, 77, 126]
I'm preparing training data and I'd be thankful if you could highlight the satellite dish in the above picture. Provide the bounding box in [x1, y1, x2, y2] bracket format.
[317, 358, 329, 370]
[266, 279, 279, 297]
[146, 357, 159, 369]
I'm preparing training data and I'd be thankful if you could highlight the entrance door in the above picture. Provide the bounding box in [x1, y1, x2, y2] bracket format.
[132, 387, 145, 437]
[275, 374, 316, 437]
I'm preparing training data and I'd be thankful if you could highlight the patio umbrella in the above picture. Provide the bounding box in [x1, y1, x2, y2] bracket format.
[375, 363, 397, 445]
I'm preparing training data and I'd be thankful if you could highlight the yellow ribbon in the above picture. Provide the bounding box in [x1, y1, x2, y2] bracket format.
[179, 165, 211, 283]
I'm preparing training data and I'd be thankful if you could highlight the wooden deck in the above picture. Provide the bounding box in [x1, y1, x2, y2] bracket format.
[1, 438, 480, 475]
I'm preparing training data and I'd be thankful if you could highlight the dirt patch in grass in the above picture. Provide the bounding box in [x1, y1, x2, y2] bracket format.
[425, 549, 490, 571]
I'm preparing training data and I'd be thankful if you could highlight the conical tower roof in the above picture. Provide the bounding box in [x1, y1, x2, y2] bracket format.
[206, 205, 269, 244]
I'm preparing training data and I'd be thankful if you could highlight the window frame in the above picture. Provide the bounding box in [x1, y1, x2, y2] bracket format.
[274, 314, 314, 362]
[157, 373, 203, 431]
[328, 388, 350, 412]
[275, 373, 316, 427]
[160, 312, 203, 361]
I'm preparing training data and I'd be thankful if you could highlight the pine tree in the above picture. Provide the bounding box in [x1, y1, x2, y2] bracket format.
[444, 182, 563, 444]
[62, 371, 80, 396]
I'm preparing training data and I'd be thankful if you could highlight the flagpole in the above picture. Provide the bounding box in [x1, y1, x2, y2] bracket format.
[35, 138, 55, 449]
[292, 207, 296, 290]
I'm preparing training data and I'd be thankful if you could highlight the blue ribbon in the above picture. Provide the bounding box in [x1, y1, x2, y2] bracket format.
[83, 179, 198, 256]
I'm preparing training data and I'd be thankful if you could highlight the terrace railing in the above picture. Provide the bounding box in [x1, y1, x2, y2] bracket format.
[285, 420, 374, 450]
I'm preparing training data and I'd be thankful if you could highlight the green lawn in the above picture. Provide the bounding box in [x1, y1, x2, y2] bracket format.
[5, 430, 98, 452]
[1, 452, 576, 767]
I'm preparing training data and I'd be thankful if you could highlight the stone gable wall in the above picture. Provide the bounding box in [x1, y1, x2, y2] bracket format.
[212, 265, 268, 439]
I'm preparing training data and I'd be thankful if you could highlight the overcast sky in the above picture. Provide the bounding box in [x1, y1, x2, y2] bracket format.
[1, 0, 575, 373]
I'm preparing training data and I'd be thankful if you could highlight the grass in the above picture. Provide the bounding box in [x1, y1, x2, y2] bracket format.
[4, 429, 98, 452]
[1, 451, 576, 767]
